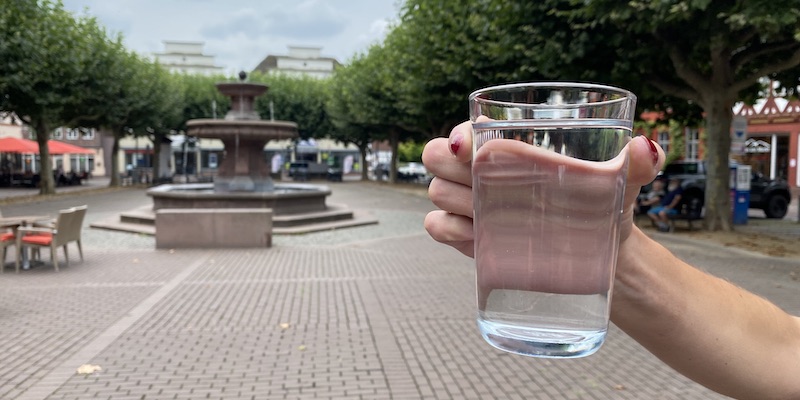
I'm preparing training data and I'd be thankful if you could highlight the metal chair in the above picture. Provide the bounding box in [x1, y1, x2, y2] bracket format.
[15, 205, 87, 272]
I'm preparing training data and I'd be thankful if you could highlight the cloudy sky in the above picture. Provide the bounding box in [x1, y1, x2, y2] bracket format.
[62, 0, 401, 75]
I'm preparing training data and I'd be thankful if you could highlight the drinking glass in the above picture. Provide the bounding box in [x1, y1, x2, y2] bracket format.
[469, 82, 636, 358]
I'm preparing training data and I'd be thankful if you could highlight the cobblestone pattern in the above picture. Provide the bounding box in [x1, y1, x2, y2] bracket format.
[2, 182, 794, 399]
[0, 249, 199, 399]
[46, 236, 726, 399]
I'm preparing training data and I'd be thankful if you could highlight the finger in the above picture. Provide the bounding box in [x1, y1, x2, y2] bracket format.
[422, 137, 472, 187]
[622, 135, 665, 217]
[447, 120, 474, 162]
[423, 210, 475, 258]
[428, 176, 473, 218]
[615, 136, 664, 240]
[628, 135, 664, 187]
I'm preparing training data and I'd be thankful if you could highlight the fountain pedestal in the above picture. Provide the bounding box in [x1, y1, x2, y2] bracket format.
[185, 119, 297, 192]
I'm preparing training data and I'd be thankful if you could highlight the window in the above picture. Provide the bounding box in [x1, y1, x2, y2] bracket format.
[66, 129, 79, 140]
[81, 128, 94, 140]
[657, 130, 670, 154]
[52, 127, 63, 139]
[685, 128, 699, 161]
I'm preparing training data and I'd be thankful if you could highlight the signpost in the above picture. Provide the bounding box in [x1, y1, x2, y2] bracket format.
[731, 115, 747, 155]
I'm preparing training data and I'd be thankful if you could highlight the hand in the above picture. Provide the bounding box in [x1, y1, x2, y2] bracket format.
[423, 120, 665, 258]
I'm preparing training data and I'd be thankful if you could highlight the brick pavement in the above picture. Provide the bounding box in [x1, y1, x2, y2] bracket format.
[0, 180, 796, 399]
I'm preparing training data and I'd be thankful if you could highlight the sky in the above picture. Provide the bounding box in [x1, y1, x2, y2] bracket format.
[61, 0, 401, 75]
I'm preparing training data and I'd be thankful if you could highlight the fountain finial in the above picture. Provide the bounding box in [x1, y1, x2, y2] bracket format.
[239, 70, 247, 82]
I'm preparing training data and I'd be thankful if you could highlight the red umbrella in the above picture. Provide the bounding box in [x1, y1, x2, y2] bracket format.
[47, 140, 94, 155]
[0, 137, 39, 153]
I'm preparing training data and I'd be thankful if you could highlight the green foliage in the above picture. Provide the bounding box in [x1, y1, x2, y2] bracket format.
[665, 120, 687, 166]
[0, 0, 122, 193]
[397, 141, 424, 163]
[250, 72, 333, 140]
[175, 73, 230, 128]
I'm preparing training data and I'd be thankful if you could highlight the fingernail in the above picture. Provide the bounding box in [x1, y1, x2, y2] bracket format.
[644, 137, 658, 165]
[450, 134, 463, 156]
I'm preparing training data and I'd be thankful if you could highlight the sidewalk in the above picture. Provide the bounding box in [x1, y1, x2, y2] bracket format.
[0, 177, 112, 203]
[0, 180, 796, 399]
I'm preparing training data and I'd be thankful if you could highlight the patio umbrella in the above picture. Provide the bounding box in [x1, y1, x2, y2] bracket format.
[0, 137, 39, 154]
[47, 140, 94, 155]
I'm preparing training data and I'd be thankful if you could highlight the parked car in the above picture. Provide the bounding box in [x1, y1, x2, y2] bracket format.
[397, 162, 430, 183]
[288, 161, 310, 181]
[662, 160, 792, 219]
[288, 160, 341, 181]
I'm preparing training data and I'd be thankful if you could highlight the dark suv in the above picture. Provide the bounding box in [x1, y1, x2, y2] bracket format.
[663, 161, 792, 219]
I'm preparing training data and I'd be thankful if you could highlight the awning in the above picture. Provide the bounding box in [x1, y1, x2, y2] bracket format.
[0, 137, 39, 153]
[47, 140, 94, 155]
[0, 137, 94, 155]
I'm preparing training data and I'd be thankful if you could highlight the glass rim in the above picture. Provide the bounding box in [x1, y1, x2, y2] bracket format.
[468, 81, 636, 105]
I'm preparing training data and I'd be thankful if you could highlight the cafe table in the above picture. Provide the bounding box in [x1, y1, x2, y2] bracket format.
[0, 215, 53, 270]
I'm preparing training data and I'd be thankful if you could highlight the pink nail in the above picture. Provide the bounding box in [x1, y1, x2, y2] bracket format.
[450, 134, 462, 156]
[644, 137, 658, 165]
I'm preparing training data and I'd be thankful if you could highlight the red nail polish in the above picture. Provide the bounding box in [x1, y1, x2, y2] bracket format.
[450, 135, 462, 155]
[645, 137, 658, 164]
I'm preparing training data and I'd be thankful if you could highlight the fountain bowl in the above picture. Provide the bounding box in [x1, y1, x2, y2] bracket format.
[148, 183, 331, 215]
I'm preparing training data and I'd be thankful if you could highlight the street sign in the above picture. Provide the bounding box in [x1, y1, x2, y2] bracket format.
[731, 116, 747, 155]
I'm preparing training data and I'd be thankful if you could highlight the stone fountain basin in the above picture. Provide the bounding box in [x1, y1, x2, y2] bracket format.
[147, 183, 331, 215]
[186, 119, 297, 139]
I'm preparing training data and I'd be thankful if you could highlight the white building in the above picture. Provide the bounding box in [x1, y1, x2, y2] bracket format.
[253, 46, 339, 78]
[152, 41, 224, 76]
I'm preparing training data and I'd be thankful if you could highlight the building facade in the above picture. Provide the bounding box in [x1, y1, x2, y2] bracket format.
[152, 41, 224, 76]
[253, 46, 340, 78]
[735, 96, 800, 190]
[638, 96, 800, 192]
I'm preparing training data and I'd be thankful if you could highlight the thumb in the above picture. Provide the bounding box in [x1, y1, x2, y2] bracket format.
[623, 135, 664, 210]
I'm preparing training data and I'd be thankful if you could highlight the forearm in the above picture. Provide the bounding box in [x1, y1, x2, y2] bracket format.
[611, 227, 800, 399]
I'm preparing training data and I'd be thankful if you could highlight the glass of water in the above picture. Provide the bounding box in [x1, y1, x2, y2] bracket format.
[469, 82, 637, 358]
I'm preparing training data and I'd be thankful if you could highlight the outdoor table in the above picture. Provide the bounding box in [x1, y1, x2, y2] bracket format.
[0, 215, 52, 270]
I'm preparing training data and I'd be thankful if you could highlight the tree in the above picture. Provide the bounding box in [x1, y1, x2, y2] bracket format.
[0, 0, 116, 194]
[567, 0, 800, 230]
[250, 72, 333, 141]
[326, 45, 421, 182]
[326, 53, 383, 181]
[175, 73, 229, 124]
[381, 0, 800, 229]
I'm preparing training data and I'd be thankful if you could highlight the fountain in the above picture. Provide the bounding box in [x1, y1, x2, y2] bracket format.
[92, 72, 376, 247]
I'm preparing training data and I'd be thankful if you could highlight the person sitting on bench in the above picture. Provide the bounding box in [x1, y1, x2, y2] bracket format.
[647, 178, 683, 232]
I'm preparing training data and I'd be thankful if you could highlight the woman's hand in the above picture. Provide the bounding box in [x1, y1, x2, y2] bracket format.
[422, 120, 665, 258]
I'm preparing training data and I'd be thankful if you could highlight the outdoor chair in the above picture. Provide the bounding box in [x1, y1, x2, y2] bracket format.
[15, 205, 87, 272]
[0, 213, 15, 273]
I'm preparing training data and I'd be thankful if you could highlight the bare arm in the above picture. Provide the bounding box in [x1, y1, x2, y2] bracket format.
[612, 227, 800, 400]
[423, 123, 800, 399]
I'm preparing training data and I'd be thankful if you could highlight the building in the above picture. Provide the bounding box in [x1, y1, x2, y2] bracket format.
[735, 95, 800, 190]
[638, 95, 800, 193]
[152, 41, 224, 76]
[253, 46, 340, 79]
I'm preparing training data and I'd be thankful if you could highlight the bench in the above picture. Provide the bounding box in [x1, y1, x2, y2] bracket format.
[668, 196, 704, 230]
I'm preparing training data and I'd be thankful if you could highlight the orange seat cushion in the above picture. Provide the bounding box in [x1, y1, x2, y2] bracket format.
[21, 234, 53, 246]
[0, 232, 14, 242]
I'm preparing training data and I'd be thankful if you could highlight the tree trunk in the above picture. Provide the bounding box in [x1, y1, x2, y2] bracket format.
[109, 132, 122, 187]
[388, 128, 399, 183]
[34, 120, 55, 195]
[151, 134, 161, 184]
[359, 144, 369, 181]
[702, 99, 734, 231]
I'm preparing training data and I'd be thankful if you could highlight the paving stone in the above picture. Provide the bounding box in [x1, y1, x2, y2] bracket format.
[2, 182, 796, 399]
